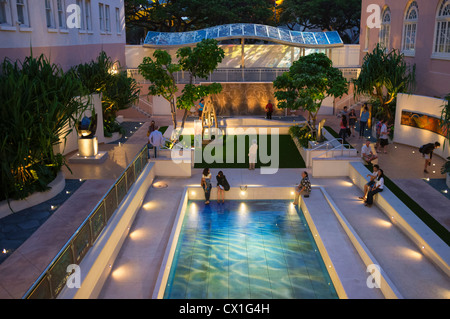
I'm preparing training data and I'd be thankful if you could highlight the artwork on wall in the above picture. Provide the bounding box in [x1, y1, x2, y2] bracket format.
[400, 110, 447, 137]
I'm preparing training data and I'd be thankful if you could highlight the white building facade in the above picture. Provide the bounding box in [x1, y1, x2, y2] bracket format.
[0, 0, 126, 70]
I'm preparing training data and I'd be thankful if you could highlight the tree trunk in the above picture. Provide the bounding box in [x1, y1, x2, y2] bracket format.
[171, 100, 177, 130]
[181, 108, 189, 128]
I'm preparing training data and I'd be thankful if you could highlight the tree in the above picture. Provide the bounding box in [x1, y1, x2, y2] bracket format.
[354, 44, 416, 124]
[138, 49, 181, 129]
[273, 53, 348, 138]
[70, 51, 140, 137]
[125, 0, 274, 43]
[176, 39, 225, 128]
[278, 0, 361, 43]
[138, 39, 225, 130]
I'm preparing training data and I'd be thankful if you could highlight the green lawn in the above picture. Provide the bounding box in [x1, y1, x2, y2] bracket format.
[190, 134, 305, 169]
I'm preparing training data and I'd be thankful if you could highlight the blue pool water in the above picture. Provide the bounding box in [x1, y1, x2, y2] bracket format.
[163, 200, 338, 299]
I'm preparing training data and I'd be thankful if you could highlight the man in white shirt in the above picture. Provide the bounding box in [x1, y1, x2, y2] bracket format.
[148, 126, 165, 158]
[248, 139, 258, 170]
[361, 140, 377, 164]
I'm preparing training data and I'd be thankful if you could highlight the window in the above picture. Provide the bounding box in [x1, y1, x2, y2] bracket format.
[434, 0, 450, 57]
[115, 7, 120, 34]
[85, 0, 91, 31]
[45, 0, 54, 28]
[105, 4, 110, 32]
[16, 0, 29, 26]
[0, 0, 12, 26]
[379, 7, 391, 51]
[56, 0, 66, 29]
[99, 3, 104, 32]
[402, 1, 419, 54]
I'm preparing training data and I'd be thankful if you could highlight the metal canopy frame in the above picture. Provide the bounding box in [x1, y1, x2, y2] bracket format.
[143, 23, 344, 48]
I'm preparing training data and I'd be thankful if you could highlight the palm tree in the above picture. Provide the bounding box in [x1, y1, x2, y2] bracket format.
[354, 44, 416, 124]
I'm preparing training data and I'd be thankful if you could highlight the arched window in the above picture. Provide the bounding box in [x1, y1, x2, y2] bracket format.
[379, 7, 391, 51]
[402, 1, 419, 54]
[434, 0, 450, 57]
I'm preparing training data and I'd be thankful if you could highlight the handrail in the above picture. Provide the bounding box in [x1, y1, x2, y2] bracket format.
[313, 139, 354, 159]
[22, 144, 149, 299]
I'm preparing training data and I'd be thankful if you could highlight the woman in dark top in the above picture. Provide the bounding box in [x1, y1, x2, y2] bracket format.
[348, 109, 357, 137]
[216, 171, 229, 203]
[201, 168, 212, 204]
[339, 115, 349, 145]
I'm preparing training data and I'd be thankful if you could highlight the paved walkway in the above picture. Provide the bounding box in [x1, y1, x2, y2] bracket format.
[1, 110, 449, 299]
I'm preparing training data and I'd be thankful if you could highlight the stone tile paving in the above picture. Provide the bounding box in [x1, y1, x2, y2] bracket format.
[0, 121, 145, 266]
[0, 179, 84, 265]
[425, 178, 450, 200]
[107, 121, 145, 145]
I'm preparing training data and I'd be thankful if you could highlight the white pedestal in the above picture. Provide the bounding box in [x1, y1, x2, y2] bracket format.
[78, 137, 98, 157]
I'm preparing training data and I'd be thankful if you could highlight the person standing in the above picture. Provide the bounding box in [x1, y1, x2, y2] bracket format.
[198, 99, 204, 121]
[359, 105, 370, 139]
[379, 120, 389, 154]
[265, 100, 274, 119]
[348, 109, 357, 137]
[248, 139, 258, 170]
[293, 171, 312, 205]
[365, 169, 384, 207]
[420, 142, 440, 173]
[339, 115, 349, 145]
[375, 119, 383, 152]
[148, 125, 165, 158]
[216, 171, 229, 203]
[201, 168, 212, 205]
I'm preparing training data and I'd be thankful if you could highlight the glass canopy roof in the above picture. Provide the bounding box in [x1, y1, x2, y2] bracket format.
[143, 24, 343, 48]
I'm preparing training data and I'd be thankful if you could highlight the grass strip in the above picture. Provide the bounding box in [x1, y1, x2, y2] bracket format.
[192, 134, 306, 169]
[365, 164, 450, 246]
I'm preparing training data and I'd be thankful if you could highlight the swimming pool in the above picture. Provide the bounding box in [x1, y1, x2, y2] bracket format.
[162, 200, 338, 299]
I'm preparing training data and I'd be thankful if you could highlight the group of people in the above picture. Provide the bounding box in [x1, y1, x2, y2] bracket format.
[359, 164, 385, 207]
[338, 105, 372, 145]
[200, 168, 230, 204]
[200, 168, 312, 207]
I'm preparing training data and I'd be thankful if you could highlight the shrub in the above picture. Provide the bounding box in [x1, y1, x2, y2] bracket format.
[0, 55, 88, 201]
[289, 124, 314, 148]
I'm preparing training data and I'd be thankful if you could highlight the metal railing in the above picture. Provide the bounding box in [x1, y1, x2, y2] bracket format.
[128, 67, 360, 85]
[22, 145, 149, 299]
[313, 138, 355, 159]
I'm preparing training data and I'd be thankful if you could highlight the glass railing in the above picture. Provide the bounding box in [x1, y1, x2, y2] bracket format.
[22, 145, 149, 299]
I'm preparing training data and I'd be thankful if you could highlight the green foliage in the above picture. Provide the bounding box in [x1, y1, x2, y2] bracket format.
[138, 39, 224, 129]
[71, 51, 140, 136]
[289, 124, 314, 148]
[279, 0, 361, 43]
[125, 0, 274, 43]
[0, 55, 88, 201]
[274, 53, 348, 137]
[354, 44, 416, 124]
